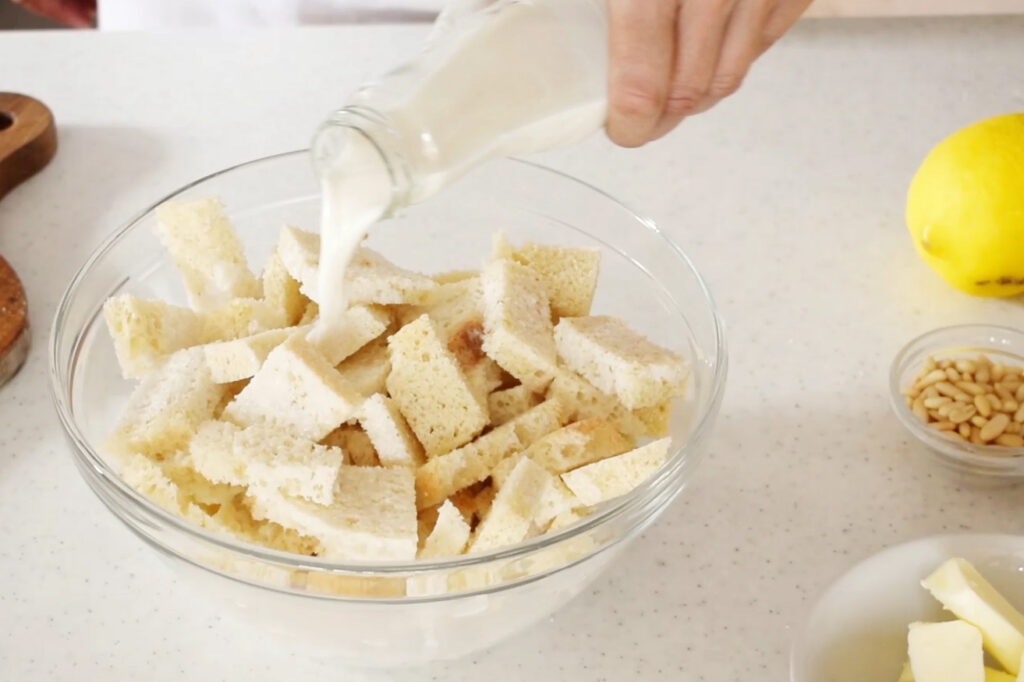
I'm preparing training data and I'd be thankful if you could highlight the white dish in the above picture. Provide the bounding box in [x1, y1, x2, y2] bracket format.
[790, 534, 1024, 682]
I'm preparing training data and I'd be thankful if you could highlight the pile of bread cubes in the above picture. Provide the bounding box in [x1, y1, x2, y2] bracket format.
[103, 198, 688, 564]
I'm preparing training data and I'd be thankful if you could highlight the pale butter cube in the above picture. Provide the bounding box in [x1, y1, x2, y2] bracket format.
[419, 500, 471, 559]
[908, 620, 984, 682]
[155, 197, 260, 311]
[248, 466, 417, 561]
[554, 315, 688, 410]
[560, 437, 670, 506]
[202, 327, 293, 383]
[223, 334, 360, 440]
[922, 558, 1024, 675]
[103, 294, 205, 379]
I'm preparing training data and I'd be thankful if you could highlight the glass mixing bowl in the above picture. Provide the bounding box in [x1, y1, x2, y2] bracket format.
[49, 151, 727, 667]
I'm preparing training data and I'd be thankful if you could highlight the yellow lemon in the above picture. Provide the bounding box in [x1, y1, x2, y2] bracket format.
[906, 113, 1024, 297]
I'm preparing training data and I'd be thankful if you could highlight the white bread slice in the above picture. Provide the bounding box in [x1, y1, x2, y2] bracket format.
[560, 438, 670, 506]
[187, 419, 245, 486]
[223, 334, 360, 440]
[522, 418, 634, 474]
[481, 258, 558, 392]
[200, 297, 283, 342]
[276, 225, 321, 301]
[493, 233, 600, 319]
[335, 334, 391, 398]
[305, 304, 390, 366]
[488, 384, 542, 427]
[103, 294, 206, 379]
[554, 316, 688, 410]
[248, 465, 417, 561]
[234, 421, 346, 505]
[414, 398, 566, 509]
[358, 393, 425, 468]
[386, 314, 488, 458]
[345, 247, 439, 306]
[202, 327, 293, 383]
[261, 249, 308, 327]
[419, 499, 471, 559]
[468, 457, 550, 554]
[106, 348, 227, 457]
[321, 424, 379, 466]
[154, 198, 260, 311]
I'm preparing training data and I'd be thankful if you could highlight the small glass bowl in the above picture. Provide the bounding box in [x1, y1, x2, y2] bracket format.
[889, 324, 1024, 482]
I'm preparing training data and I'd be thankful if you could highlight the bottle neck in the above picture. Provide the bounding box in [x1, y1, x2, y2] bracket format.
[312, 106, 412, 215]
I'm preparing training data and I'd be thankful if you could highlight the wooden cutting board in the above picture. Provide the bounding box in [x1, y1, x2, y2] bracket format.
[0, 93, 56, 387]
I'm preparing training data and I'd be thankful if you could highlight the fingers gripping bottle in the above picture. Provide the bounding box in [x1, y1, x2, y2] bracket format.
[311, 0, 608, 330]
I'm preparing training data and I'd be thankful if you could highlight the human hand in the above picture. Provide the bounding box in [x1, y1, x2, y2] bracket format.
[12, 0, 95, 27]
[605, 0, 812, 147]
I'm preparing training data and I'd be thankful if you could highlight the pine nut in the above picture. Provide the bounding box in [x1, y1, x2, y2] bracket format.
[955, 381, 986, 396]
[993, 364, 1007, 381]
[922, 385, 940, 399]
[995, 383, 1015, 401]
[1007, 422, 1023, 435]
[1015, 403, 1024, 423]
[958, 422, 971, 438]
[945, 368, 961, 382]
[923, 397, 952, 409]
[975, 394, 993, 418]
[912, 399, 929, 422]
[988, 394, 1003, 412]
[975, 367, 991, 384]
[918, 370, 949, 388]
[955, 359, 977, 374]
[937, 403, 955, 418]
[970, 415, 989, 428]
[979, 413, 1011, 442]
[924, 356, 937, 372]
[940, 359, 954, 370]
[948, 405, 976, 424]
[970, 425, 984, 444]
[1016, 384, 1024, 402]
[930, 420, 956, 432]
[1002, 398, 1019, 414]
[995, 433, 1024, 448]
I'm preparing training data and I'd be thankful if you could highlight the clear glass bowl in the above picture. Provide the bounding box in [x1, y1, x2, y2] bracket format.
[889, 324, 1024, 484]
[49, 151, 727, 667]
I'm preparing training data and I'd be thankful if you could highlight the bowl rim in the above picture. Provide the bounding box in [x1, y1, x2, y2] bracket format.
[889, 323, 1024, 470]
[788, 531, 1024, 682]
[49, 150, 729, 576]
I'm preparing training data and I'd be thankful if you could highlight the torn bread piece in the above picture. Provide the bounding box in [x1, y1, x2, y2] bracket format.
[201, 297, 284, 342]
[321, 423, 379, 467]
[554, 315, 688, 410]
[260, 249, 308, 328]
[155, 198, 260, 311]
[335, 334, 391, 398]
[415, 398, 566, 509]
[159, 450, 245, 508]
[187, 420, 245, 486]
[419, 499, 471, 559]
[481, 258, 559, 392]
[106, 348, 227, 457]
[493, 233, 600, 319]
[233, 421, 347, 506]
[469, 457, 550, 554]
[117, 452, 208, 523]
[449, 481, 496, 529]
[490, 454, 577, 526]
[546, 368, 650, 439]
[560, 438, 670, 506]
[522, 418, 634, 474]
[223, 334, 360, 440]
[305, 304, 390, 365]
[103, 294, 206, 379]
[202, 327, 293, 383]
[276, 225, 321, 301]
[386, 314, 488, 458]
[488, 384, 542, 427]
[358, 393, 425, 468]
[248, 466, 417, 561]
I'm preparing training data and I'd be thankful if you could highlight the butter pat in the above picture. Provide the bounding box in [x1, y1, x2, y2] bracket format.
[908, 620, 984, 682]
[922, 558, 1024, 675]
[898, 662, 1018, 682]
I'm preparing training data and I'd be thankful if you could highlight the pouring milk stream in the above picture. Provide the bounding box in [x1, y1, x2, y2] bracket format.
[310, 0, 608, 340]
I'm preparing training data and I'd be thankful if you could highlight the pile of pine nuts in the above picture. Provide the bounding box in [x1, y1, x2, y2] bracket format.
[903, 353, 1024, 450]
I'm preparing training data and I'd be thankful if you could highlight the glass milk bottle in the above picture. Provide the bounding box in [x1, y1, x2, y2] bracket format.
[311, 0, 608, 327]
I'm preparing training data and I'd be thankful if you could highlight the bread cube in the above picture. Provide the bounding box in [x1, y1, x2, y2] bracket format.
[334, 334, 391, 398]
[488, 384, 542, 427]
[223, 334, 360, 440]
[234, 421, 346, 505]
[276, 225, 321, 301]
[154, 198, 260, 311]
[305, 304, 390, 365]
[106, 348, 227, 457]
[202, 327, 293, 383]
[418, 499, 471, 559]
[386, 314, 488, 458]
[321, 424, 379, 467]
[103, 294, 206, 379]
[345, 247, 439, 306]
[522, 418, 633, 474]
[554, 316, 688, 409]
[469, 457, 550, 553]
[358, 393, 425, 468]
[481, 259, 558, 392]
[561, 438, 670, 506]
[261, 249, 308, 327]
[248, 465, 417, 561]
[117, 452, 207, 524]
[187, 420, 245, 486]
[201, 297, 284, 342]
[493, 233, 600, 319]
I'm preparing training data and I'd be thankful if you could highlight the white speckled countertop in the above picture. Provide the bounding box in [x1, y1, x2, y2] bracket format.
[2, 16, 1024, 681]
